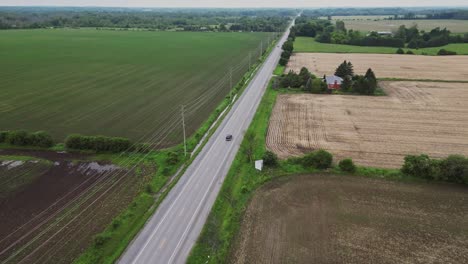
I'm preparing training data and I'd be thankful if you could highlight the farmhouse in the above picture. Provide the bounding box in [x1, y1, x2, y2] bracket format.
[324, 75, 343, 90]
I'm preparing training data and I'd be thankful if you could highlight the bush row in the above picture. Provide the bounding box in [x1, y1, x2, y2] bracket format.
[402, 154, 468, 185]
[0, 130, 54, 148]
[64, 134, 133, 153]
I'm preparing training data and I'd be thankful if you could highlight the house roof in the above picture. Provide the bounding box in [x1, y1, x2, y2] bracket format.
[325, 75, 343, 85]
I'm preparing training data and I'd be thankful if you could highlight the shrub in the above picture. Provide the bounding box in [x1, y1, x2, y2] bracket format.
[396, 48, 404, 54]
[439, 155, 468, 184]
[438, 49, 457, 55]
[0, 131, 8, 143]
[5, 130, 30, 146]
[30, 131, 54, 148]
[401, 154, 439, 180]
[339, 158, 356, 173]
[302, 149, 333, 169]
[166, 151, 180, 165]
[262, 151, 278, 167]
[406, 50, 415, 55]
[65, 134, 132, 153]
[93, 233, 111, 247]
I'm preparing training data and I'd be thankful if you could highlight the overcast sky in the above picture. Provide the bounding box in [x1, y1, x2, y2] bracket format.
[1, 0, 468, 8]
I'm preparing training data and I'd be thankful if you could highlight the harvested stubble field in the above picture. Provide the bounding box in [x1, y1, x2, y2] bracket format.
[266, 81, 468, 168]
[231, 174, 468, 264]
[287, 52, 468, 81]
[0, 150, 151, 263]
[338, 19, 468, 34]
[0, 29, 269, 144]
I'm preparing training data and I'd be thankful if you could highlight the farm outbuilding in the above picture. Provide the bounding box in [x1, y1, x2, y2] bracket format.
[324, 75, 343, 90]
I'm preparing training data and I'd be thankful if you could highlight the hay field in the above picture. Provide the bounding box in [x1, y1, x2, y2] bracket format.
[266, 81, 468, 168]
[231, 174, 468, 264]
[287, 53, 468, 81]
[0, 29, 269, 143]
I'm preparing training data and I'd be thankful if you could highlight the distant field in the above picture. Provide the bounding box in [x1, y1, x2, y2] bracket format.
[267, 82, 468, 168]
[294, 37, 468, 55]
[341, 19, 468, 33]
[287, 52, 468, 81]
[0, 29, 269, 143]
[231, 174, 468, 264]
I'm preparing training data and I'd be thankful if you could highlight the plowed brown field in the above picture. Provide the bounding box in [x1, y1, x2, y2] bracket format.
[286, 53, 468, 81]
[266, 81, 468, 168]
[0, 150, 151, 264]
[231, 174, 468, 264]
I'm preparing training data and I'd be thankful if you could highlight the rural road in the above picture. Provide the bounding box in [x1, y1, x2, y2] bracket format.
[118, 19, 295, 264]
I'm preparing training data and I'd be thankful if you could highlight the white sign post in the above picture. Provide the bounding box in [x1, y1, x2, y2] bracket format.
[255, 160, 263, 171]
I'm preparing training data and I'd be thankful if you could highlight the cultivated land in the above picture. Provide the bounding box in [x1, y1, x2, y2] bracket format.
[293, 37, 468, 55]
[0, 150, 152, 263]
[340, 19, 468, 34]
[231, 174, 468, 264]
[287, 52, 468, 81]
[266, 81, 468, 168]
[0, 29, 269, 144]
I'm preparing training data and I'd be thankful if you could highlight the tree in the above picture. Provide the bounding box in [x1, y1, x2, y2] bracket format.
[365, 68, 377, 82]
[341, 75, 353, 92]
[335, 60, 348, 78]
[310, 78, 327, 94]
[263, 151, 278, 167]
[396, 48, 405, 54]
[298, 67, 312, 85]
[335, 61, 354, 78]
[335, 20, 346, 33]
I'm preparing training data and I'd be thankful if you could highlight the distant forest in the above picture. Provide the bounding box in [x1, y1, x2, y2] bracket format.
[302, 7, 468, 19]
[0, 7, 295, 31]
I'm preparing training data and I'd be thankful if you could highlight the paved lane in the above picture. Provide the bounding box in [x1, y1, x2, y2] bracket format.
[118, 20, 295, 264]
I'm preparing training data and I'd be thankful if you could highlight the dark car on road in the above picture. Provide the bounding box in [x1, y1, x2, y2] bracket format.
[226, 134, 233, 141]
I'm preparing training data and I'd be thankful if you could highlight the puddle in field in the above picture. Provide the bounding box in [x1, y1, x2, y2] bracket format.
[0, 160, 25, 170]
[76, 162, 120, 175]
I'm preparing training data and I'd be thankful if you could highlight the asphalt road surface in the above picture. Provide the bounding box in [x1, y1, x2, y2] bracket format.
[118, 20, 295, 264]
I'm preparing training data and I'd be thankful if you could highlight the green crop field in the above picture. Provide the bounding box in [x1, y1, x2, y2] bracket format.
[294, 37, 468, 55]
[0, 29, 270, 144]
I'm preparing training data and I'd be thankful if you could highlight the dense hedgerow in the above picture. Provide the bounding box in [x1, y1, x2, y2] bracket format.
[402, 154, 468, 185]
[301, 149, 333, 169]
[0, 130, 54, 148]
[65, 134, 132, 153]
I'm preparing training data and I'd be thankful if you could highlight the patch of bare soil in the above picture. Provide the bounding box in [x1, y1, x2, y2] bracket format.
[0, 149, 152, 263]
[231, 174, 468, 264]
[286, 53, 468, 81]
[266, 81, 468, 168]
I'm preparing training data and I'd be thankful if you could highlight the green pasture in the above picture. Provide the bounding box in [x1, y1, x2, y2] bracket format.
[294, 37, 468, 55]
[0, 29, 270, 144]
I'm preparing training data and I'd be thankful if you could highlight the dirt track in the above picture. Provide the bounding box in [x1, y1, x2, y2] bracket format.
[266, 81, 468, 168]
[231, 174, 468, 264]
[286, 53, 468, 81]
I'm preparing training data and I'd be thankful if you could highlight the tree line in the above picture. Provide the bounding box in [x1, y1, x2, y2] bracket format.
[0, 7, 292, 32]
[292, 18, 468, 49]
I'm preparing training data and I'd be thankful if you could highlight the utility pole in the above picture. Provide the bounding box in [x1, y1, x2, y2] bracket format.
[181, 105, 187, 157]
[229, 67, 233, 103]
[260, 40, 263, 57]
